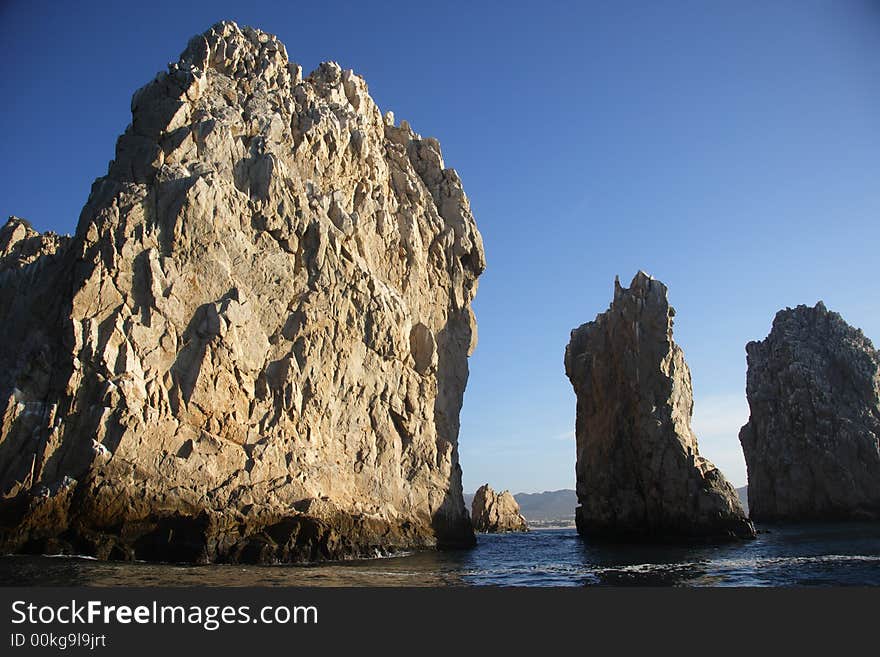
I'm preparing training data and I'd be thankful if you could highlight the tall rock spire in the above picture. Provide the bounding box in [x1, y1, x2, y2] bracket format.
[740, 302, 880, 521]
[565, 272, 754, 541]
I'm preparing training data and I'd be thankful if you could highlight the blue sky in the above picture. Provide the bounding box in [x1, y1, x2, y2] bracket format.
[2, 1, 879, 493]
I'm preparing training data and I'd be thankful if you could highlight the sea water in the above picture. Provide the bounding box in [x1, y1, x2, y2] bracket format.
[1, 523, 879, 587]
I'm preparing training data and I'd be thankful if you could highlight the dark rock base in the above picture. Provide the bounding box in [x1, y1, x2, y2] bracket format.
[0, 487, 475, 565]
[576, 507, 756, 543]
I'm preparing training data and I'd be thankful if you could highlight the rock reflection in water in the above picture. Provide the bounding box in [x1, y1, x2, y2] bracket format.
[2, 524, 879, 587]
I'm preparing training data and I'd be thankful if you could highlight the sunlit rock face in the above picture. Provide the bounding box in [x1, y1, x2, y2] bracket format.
[565, 272, 754, 542]
[470, 484, 528, 533]
[740, 302, 880, 522]
[0, 21, 484, 563]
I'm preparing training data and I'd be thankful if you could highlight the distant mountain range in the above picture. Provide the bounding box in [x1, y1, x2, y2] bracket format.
[465, 489, 577, 526]
[737, 486, 748, 515]
[514, 489, 578, 522]
[464, 486, 749, 525]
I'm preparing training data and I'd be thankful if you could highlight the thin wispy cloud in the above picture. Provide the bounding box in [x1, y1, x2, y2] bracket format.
[691, 393, 749, 438]
[691, 393, 749, 487]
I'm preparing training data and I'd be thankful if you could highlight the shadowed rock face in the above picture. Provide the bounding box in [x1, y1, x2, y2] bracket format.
[564, 272, 754, 542]
[0, 21, 485, 563]
[470, 484, 528, 533]
[740, 302, 880, 521]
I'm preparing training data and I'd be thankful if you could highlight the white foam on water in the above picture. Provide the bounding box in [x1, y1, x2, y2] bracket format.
[44, 553, 99, 561]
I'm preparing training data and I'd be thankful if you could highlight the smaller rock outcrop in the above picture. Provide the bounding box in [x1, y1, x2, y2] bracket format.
[471, 484, 529, 533]
[565, 272, 754, 541]
[740, 302, 880, 521]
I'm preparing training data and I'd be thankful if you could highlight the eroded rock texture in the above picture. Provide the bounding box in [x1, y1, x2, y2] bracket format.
[470, 484, 528, 533]
[740, 302, 880, 521]
[0, 21, 485, 563]
[564, 272, 754, 541]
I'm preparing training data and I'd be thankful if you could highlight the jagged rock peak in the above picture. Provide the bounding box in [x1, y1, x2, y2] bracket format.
[565, 272, 755, 541]
[740, 302, 880, 521]
[0, 22, 484, 563]
[0, 217, 70, 273]
[470, 484, 529, 533]
[612, 269, 663, 301]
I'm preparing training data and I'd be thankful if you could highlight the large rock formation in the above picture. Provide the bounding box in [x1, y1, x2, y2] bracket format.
[0, 21, 485, 563]
[564, 272, 754, 541]
[739, 302, 880, 521]
[470, 484, 528, 533]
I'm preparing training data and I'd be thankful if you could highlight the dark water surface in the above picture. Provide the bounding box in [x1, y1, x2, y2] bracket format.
[2, 523, 879, 586]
